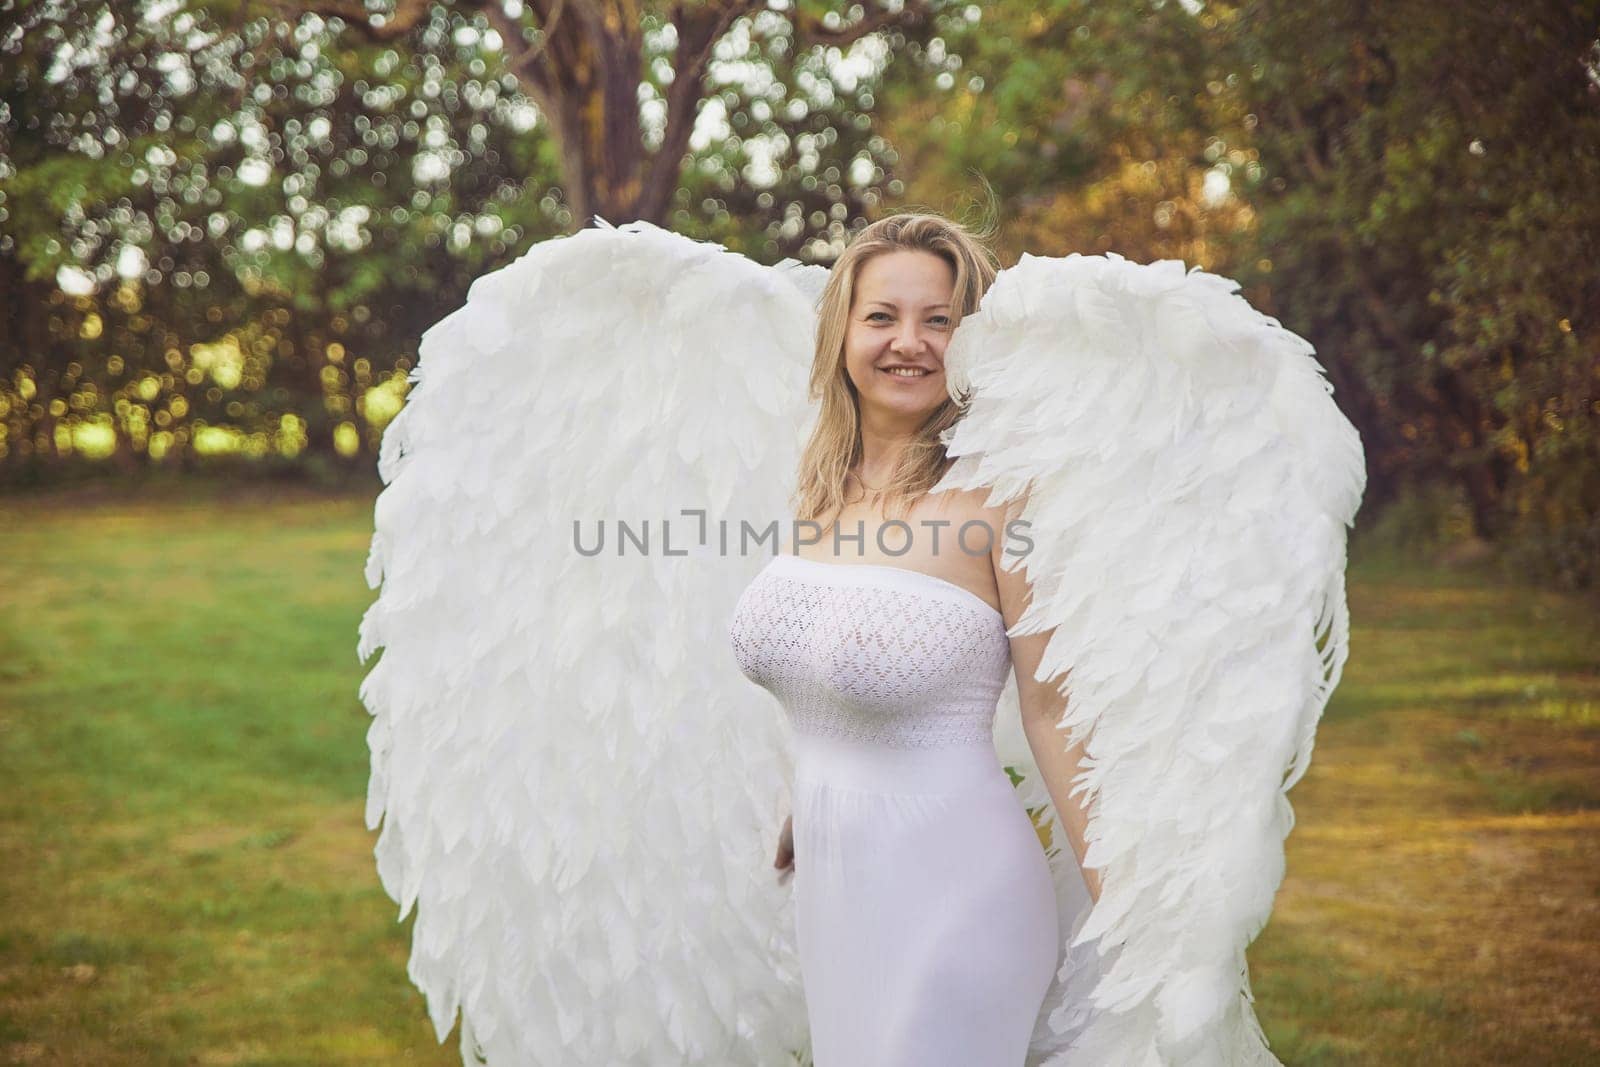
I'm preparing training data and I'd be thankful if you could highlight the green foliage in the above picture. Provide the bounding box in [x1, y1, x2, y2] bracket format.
[1502, 508, 1600, 593]
[3, 0, 1596, 588]
[1235, 0, 1600, 588]
[883, 0, 1600, 588]
[1355, 481, 1480, 561]
[0, 0, 934, 473]
[1, 0, 572, 474]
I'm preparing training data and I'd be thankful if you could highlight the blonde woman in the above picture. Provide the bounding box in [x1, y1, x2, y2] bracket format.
[360, 210, 1364, 1066]
[729, 213, 1098, 1064]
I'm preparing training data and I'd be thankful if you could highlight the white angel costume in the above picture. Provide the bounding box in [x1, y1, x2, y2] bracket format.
[729, 554, 1062, 1067]
[358, 219, 1366, 1066]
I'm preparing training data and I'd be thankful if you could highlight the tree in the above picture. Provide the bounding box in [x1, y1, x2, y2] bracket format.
[0, 0, 954, 475]
[879, 0, 1600, 587]
[285, 0, 934, 228]
[1233, 0, 1600, 585]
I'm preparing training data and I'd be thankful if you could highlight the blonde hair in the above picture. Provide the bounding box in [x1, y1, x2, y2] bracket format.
[793, 211, 1000, 523]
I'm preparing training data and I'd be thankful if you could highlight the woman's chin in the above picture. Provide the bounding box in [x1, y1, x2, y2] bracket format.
[861, 385, 945, 422]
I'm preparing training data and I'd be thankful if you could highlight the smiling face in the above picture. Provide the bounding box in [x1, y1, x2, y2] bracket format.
[843, 249, 957, 427]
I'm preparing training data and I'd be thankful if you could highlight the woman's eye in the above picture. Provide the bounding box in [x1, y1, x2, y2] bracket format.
[866, 312, 949, 325]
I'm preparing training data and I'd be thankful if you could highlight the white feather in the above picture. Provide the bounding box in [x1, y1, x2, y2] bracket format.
[933, 252, 1365, 1065]
[359, 219, 819, 1064]
[362, 227, 1363, 1067]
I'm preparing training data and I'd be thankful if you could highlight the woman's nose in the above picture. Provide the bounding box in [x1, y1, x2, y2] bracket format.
[891, 321, 925, 353]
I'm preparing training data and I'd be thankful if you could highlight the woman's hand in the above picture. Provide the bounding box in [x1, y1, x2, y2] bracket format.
[774, 813, 795, 885]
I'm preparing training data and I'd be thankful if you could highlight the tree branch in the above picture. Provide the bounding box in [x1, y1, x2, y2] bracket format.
[639, 1, 753, 220]
[507, 0, 567, 80]
[1281, 102, 1330, 184]
[479, 0, 592, 221]
[482, 0, 566, 98]
[791, 0, 933, 49]
[278, 0, 434, 40]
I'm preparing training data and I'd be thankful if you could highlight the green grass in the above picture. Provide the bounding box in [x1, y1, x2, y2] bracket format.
[1248, 542, 1600, 1065]
[1, 488, 1597, 1065]
[0, 488, 453, 1066]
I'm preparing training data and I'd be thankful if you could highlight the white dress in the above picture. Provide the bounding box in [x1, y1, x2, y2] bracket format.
[728, 553, 1061, 1067]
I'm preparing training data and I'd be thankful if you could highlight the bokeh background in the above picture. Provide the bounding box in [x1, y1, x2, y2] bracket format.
[2, 1, 1597, 1064]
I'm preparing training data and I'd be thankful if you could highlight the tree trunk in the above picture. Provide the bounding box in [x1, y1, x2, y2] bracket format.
[322, 0, 926, 230]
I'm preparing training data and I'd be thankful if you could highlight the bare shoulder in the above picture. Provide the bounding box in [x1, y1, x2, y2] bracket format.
[924, 484, 1003, 521]
[919, 485, 1008, 544]
[936, 486, 1036, 624]
[939, 484, 1025, 534]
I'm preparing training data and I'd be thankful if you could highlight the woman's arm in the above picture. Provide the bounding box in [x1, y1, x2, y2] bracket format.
[987, 500, 1102, 905]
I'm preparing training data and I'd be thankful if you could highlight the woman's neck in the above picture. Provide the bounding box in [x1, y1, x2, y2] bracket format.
[856, 421, 916, 484]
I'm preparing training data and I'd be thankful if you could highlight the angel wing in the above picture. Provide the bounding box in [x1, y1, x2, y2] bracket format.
[934, 252, 1367, 1066]
[358, 219, 826, 1064]
[361, 216, 1363, 1067]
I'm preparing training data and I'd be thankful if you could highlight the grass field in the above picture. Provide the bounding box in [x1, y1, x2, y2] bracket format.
[1, 488, 1596, 1066]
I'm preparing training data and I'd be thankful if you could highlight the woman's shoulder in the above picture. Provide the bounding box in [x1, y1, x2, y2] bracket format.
[920, 484, 1012, 528]
[916, 485, 1017, 561]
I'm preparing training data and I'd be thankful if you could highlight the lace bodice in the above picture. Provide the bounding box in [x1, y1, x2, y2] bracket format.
[728, 554, 1012, 748]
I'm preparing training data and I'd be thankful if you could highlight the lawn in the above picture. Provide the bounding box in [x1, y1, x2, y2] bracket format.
[1, 488, 1596, 1065]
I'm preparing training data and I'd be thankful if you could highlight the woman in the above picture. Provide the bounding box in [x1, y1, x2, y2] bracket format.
[361, 208, 1363, 1067]
[729, 213, 1100, 1066]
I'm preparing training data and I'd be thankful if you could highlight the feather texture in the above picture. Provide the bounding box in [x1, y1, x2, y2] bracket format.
[933, 252, 1365, 1066]
[361, 225, 1363, 1066]
[359, 220, 822, 1064]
